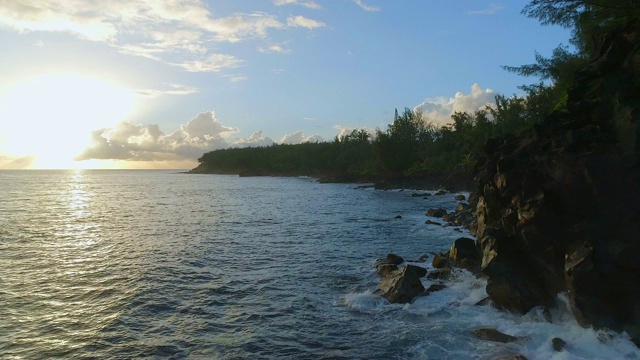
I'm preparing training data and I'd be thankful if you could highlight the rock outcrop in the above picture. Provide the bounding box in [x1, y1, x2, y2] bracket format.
[473, 21, 640, 343]
[376, 265, 426, 304]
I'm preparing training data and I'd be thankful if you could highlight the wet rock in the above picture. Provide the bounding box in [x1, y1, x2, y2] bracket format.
[435, 190, 447, 195]
[432, 254, 450, 269]
[406, 264, 427, 278]
[427, 269, 451, 280]
[426, 208, 447, 217]
[455, 194, 466, 201]
[376, 265, 425, 304]
[449, 237, 478, 263]
[425, 220, 441, 226]
[426, 284, 446, 293]
[375, 264, 397, 277]
[385, 253, 404, 265]
[552, 337, 567, 352]
[471, 328, 526, 343]
[455, 202, 469, 213]
[394, 215, 402, 219]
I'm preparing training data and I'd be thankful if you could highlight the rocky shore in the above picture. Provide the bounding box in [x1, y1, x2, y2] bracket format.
[373, 20, 640, 353]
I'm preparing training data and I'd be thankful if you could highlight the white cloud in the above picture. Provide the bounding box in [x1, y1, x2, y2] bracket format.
[333, 125, 375, 140]
[0, 154, 36, 169]
[135, 84, 199, 98]
[76, 111, 239, 161]
[353, 0, 380, 12]
[468, 3, 505, 15]
[278, 131, 325, 144]
[287, 16, 325, 29]
[173, 54, 242, 72]
[413, 83, 495, 126]
[273, 0, 321, 10]
[234, 131, 275, 147]
[0, 1, 290, 72]
[259, 44, 292, 54]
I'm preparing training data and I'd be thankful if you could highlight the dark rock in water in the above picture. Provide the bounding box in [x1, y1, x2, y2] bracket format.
[425, 219, 441, 226]
[375, 264, 397, 277]
[394, 215, 402, 219]
[426, 208, 447, 217]
[426, 284, 446, 293]
[455, 202, 469, 213]
[406, 264, 427, 278]
[455, 194, 466, 201]
[471, 328, 526, 343]
[427, 269, 451, 280]
[385, 253, 404, 265]
[552, 337, 567, 352]
[435, 190, 447, 195]
[475, 297, 493, 307]
[432, 254, 450, 269]
[449, 237, 478, 263]
[376, 265, 425, 304]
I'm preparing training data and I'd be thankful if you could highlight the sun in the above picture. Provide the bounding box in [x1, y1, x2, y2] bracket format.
[0, 73, 136, 169]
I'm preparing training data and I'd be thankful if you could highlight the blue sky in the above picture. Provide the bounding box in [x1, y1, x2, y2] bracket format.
[0, 0, 571, 169]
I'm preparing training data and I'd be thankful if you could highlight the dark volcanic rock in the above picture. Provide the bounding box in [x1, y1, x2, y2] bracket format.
[426, 208, 447, 217]
[449, 237, 478, 263]
[376, 264, 398, 277]
[473, 21, 640, 342]
[376, 265, 425, 304]
[471, 328, 526, 343]
[385, 253, 404, 265]
[552, 337, 567, 352]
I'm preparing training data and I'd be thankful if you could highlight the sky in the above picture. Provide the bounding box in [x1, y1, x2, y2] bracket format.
[0, 0, 572, 169]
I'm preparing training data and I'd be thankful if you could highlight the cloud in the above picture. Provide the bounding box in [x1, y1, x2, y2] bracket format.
[413, 83, 495, 126]
[278, 131, 325, 144]
[173, 54, 242, 73]
[76, 111, 239, 162]
[0, 1, 294, 72]
[135, 84, 199, 98]
[333, 125, 375, 140]
[287, 16, 325, 29]
[468, 3, 505, 15]
[273, 0, 321, 10]
[259, 44, 292, 54]
[234, 131, 275, 147]
[353, 0, 380, 12]
[0, 154, 37, 169]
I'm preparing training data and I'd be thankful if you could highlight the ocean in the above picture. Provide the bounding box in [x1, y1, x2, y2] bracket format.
[1, 170, 638, 359]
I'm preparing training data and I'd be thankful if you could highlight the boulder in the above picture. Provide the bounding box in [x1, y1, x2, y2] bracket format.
[406, 264, 427, 278]
[426, 208, 447, 217]
[375, 264, 397, 277]
[552, 337, 567, 352]
[426, 284, 447, 293]
[425, 220, 441, 226]
[432, 254, 451, 269]
[449, 237, 478, 263]
[455, 194, 466, 201]
[376, 265, 425, 304]
[471, 328, 526, 343]
[385, 253, 404, 265]
[427, 269, 451, 280]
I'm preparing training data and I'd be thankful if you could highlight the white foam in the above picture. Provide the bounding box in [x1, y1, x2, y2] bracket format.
[348, 263, 640, 359]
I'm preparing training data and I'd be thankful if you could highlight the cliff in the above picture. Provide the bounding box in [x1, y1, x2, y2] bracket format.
[474, 20, 640, 342]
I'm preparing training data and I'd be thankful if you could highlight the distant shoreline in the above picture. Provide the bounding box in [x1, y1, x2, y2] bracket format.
[188, 166, 475, 192]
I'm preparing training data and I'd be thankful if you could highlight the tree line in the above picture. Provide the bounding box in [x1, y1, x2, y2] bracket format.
[193, 0, 638, 179]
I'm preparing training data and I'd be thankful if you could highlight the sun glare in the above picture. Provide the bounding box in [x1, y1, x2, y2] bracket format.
[0, 73, 136, 169]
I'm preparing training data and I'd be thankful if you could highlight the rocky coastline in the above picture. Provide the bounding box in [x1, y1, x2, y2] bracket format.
[373, 20, 640, 353]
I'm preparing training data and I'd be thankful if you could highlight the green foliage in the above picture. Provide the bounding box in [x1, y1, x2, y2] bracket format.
[197, 1, 623, 180]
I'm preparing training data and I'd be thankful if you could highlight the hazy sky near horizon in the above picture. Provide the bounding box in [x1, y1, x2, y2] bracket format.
[0, 0, 571, 169]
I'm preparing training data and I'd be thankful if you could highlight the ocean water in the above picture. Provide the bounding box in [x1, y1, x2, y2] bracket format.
[0, 170, 638, 360]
